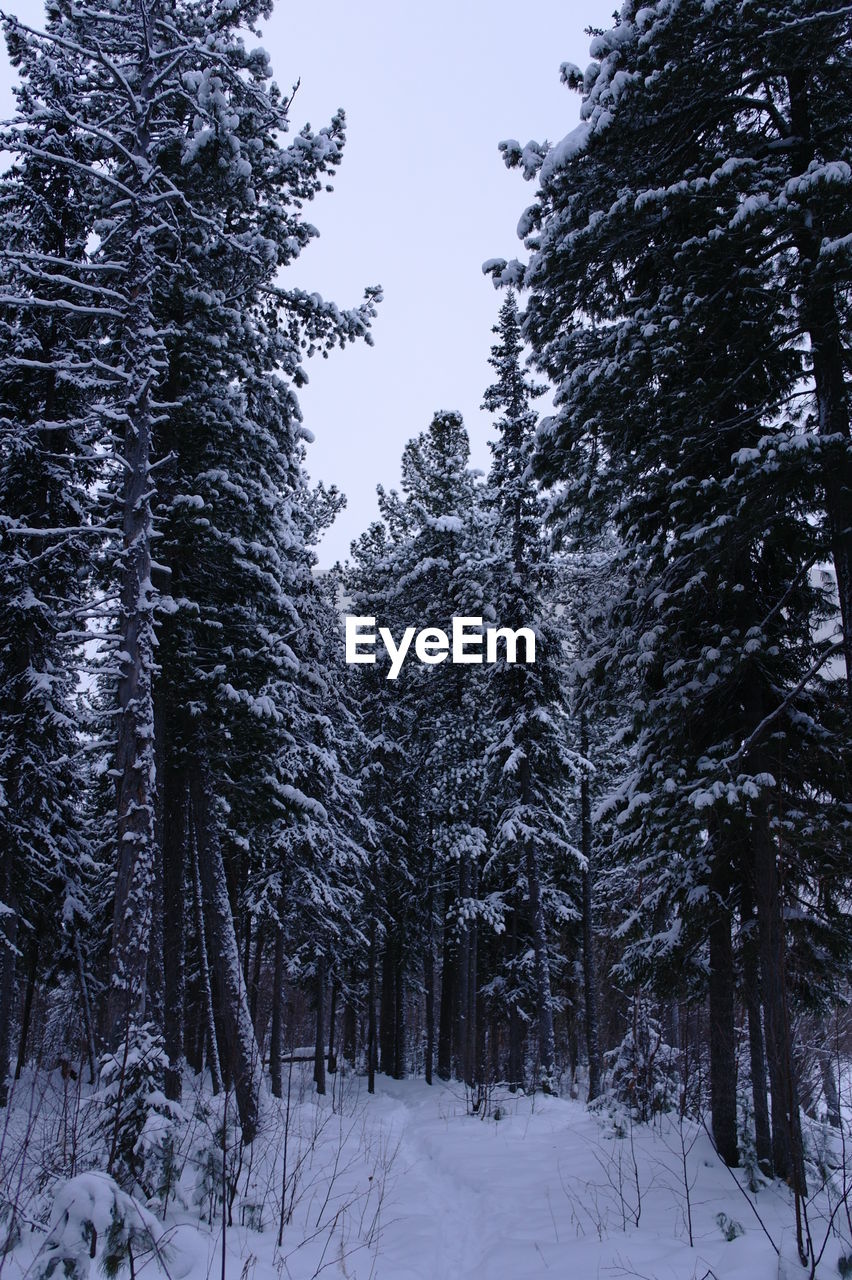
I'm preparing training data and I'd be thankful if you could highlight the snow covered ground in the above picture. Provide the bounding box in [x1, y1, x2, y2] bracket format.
[1, 1068, 848, 1280]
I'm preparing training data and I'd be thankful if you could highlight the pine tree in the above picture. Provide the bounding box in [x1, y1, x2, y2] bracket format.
[482, 294, 582, 1090]
[1, 0, 378, 1138]
[494, 0, 851, 1203]
[0, 85, 99, 1103]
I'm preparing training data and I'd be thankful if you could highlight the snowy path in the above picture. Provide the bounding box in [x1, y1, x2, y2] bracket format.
[5, 1070, 832, 1280]
[368, 1078, 798, 1280]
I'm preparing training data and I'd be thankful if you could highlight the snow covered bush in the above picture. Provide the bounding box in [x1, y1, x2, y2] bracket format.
[34, 1173, 162, 1280]
[98, 1025, 181, 1205]
[603, 1001, 678, 1123]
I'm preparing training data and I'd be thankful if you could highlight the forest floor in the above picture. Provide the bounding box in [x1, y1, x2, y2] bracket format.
[0, 1067, 848, 1280]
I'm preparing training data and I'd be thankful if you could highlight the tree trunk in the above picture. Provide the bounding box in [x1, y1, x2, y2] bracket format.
[425, 843, 435, 1085]
[249, 921, 266, 1034]
[190, 816, 222, 1095]
[437, 890, 455, 1080]
[752, 803, 806, 1193]
[14, 938, 38, 1081]
[521, 759, 555, 1087]
[380, 940, 395, 1074]
[343, 983, 357, 1069]
[740, 865, 772, 1173]
[314, 957, 326, 1097]
[161, 742, 186, 1102]
[456, 857, 470, 1083]
[579, 714, 601, 1103]
[508, 909, 524, 1091]
[74, 934, 98, 1085]
[367, 919, 377, 1095]
[708, 853, 738, 1167]
[0, 877, 17, 1107]
[327, 980, 338, 1074]
[190, 754, 262, 1139]
[394, 942, 406, 1079]
[270, 925, 284, 1099]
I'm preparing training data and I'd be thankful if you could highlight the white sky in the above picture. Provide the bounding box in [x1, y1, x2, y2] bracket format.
[0, 0, 615, 564]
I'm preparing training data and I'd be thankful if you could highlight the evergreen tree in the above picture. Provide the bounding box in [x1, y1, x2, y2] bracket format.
[493, 0, 851, 1204]
[482, 294, 582, 1090]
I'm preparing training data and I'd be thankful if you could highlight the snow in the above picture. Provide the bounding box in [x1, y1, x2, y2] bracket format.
[3, 1070, 847, 1280]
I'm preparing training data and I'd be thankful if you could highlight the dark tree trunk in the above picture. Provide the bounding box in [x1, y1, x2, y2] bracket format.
[0, 862, 18, 1108]
[456, 858, 470, 1083]
[752, 803, 806, 1194]
[14, 938, 38, 1081]
[367, 920, 377, 1094]
[161, 742, 187, 1103]
[579, 713, 601, 1103]
[249, 922, 266, 1034]
[190, 820, 221, 1094]
[740, 864, 772, 1173]
[393, 943, 406, 1079]
[508, 909, 524, 1091]
[72, 935, 97, 1085]
[190, 753, 262, 1140]
[708, 853, 738, 1167]
[314, 956, 326, 1096]
[521, 759, 556, 1088]
[270, 926, 284, 1099]
[327, 980, 338, 1074]
[437, 890, 455, 1080]
[465, 916, 477, 1088]
[380, 941, 395, 1074]
[343, 982, 357, 1069]
[425, 844, 435, 1085]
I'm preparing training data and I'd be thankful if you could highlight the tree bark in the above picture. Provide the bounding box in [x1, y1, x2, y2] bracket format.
[14, 938, 38, 1081]
[394, 941, 406, 1079]
[270, 926, 284, 1099]
[456, 858, 470, 1083]
[367, 920, 377, 1095]
[580, 713, 601, 1103]
[190, 753, 262, 1139]
[327, 980, 338, 1074]
[437, 889, 455, 1080]
[380, 940, 395, 1074]
[342, 982, 357, 1069]
[249, 921, 266, 1034]
[708, 853, 738, 1167]
[0, 876, 17, 1107]
[740, 863, 772, 1173]
[314, 956, 326, 1096]
[520, 759, 556, 1087]
[161, 741, 186, 1102]
[425, 842, 435, 1085]
[508, 909, 524, 1091]
[752, 803, 806, 1193]
[190, 816, 222, 1095]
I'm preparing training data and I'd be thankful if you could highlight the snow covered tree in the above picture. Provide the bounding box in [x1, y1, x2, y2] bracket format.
[348, 411, 494, 1087]
[481, 294, 582, 1090]
[0, 129, 95, 1103]
[491, 0, 851, 1203]
[1, 0, 378, 1139]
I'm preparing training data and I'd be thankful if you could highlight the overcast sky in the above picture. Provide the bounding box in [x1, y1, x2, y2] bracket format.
[1, 0, 614, 564]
